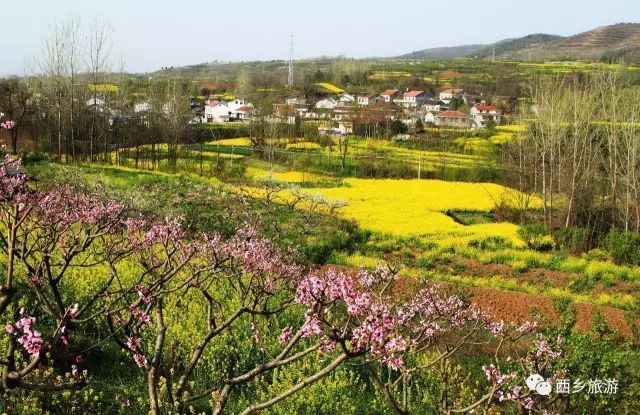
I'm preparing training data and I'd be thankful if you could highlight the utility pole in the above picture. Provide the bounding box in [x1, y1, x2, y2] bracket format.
[288, 34, 294, 87]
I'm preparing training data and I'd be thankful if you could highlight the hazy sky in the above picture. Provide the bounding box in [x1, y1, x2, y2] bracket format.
[2, 0, 638, 75]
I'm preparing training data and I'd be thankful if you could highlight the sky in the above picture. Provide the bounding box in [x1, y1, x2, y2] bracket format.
[1, 0, 639, 75]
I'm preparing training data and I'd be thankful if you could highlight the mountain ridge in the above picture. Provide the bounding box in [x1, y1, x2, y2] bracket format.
[397, 23, 640, 62]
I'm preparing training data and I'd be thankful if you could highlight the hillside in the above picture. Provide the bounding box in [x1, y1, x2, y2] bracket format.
[537, 23, 640, 61]
[397, 23, 640, 63]
[470, 34, 563, 59]
[397, 44, 485, 59]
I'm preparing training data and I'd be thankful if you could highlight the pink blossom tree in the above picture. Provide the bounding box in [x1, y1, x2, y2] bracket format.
[0, 154, 564, 414]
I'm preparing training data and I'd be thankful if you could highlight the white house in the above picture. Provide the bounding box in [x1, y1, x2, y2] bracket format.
[285, 97, 306, 106]
[379, 89, 400, 103]
[422, 100, 447, 113]
[204, 101, 231, 123]
[424, 111, 438, 124]
[439, 88, 465, 101]
[315, 98, 338, 110]
[470, 105, 501, 128]
[134, 101, 151, 113]
[227, 98, 250, 112]
[435, 110, 473, 128]
[337, 93, 356, 104]
[357, 93, 384, 106]
[234, 105, 255, 121]
[204, 100, 255, 123]
[396, 91, 430, 108]
[86, 97, 106, 107]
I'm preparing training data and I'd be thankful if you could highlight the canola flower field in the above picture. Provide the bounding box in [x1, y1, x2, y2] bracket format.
[301, 178, 527, 236]
[242, 166, 638, 311]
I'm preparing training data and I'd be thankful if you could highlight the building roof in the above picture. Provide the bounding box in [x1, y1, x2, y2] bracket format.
[475, 105, 498, 112]
[440, 88, 465, 95]
[380, 89, 399, 96]
[236, 105, 252, 112]
[438, 110, 468, 119]
[404, 90, 425, 97]
[360, 93, 379, 99]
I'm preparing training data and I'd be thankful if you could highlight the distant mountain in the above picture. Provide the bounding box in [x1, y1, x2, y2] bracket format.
[469, 34, 563, 59]
[397, 44, 485, 59]
[397, 23, 640, 63]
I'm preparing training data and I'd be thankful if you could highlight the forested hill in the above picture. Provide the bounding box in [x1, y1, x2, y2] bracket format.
[398, 23, 640, 63]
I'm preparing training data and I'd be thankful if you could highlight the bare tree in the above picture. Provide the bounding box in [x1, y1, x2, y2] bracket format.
[0, 78, 33, 153]
[87, 16, 112, 161]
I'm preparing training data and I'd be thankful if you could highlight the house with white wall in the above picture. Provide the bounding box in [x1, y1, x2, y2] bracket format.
[357, 93, 384, 106]
[435, 110, 473, 128]
[134, 101, 151, 113]
[396, 91, 430, 108]
[285, 97, 306, 106]
[204, 98, 254, 123]
[337, 94, 356, 104]
[470, 105, 501, 128]
[422, 99, 447, 112]
[439, 88, 465, 101]
[315, 98, 338, 110]
[379, 89, 400, 103]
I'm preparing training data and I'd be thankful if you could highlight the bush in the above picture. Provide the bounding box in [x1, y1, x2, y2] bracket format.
[555, 227, 589, 253]
[602, 230, 640, 265]
[518, 223, 556, 252]
[389, 120, 408, 135]
[468, 236, 512, 251]
[568, 277, 595, 293]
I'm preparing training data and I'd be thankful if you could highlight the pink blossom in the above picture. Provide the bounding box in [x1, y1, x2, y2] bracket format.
[0, 120, 16, 130]
[488, 320, 504, 335]
[279, 326, 293, 345]
[516, 320, 538, 334]
[133, 353, 147, 367]
[524, 397, 536, 410]
[301, 311, 323, 338]
[4, 323, 15, 334]
[534, 337, 561, 359]
[131, 308, 152, 326]
[126, 336, 140, 351]
[135, 285, 152, 304]
[10, 315, 43, 356]
[66, 303, 79, 318]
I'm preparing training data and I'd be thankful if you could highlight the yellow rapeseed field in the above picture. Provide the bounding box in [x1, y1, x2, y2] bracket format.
[245, 167, 328, 183]
[315, 82, 345, 93]
[286, 141, 322, 150]
[301, 178, 538, 238]
[209, 138, 252, 146]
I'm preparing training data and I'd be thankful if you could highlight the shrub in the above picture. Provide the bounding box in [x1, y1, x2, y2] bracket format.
[555, 227, 589, 253]
[518, 223, 556, 251]
[602, 230, 640, 265]
[568, 277, 595, 293]
[468, 236, 512, 251]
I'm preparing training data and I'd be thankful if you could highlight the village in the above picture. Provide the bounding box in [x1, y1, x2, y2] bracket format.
[85, 82, 508, 137]
[196, 84, 505, 135]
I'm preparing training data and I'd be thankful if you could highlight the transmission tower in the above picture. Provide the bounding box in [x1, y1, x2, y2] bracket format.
[288, 34, 294, 87]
